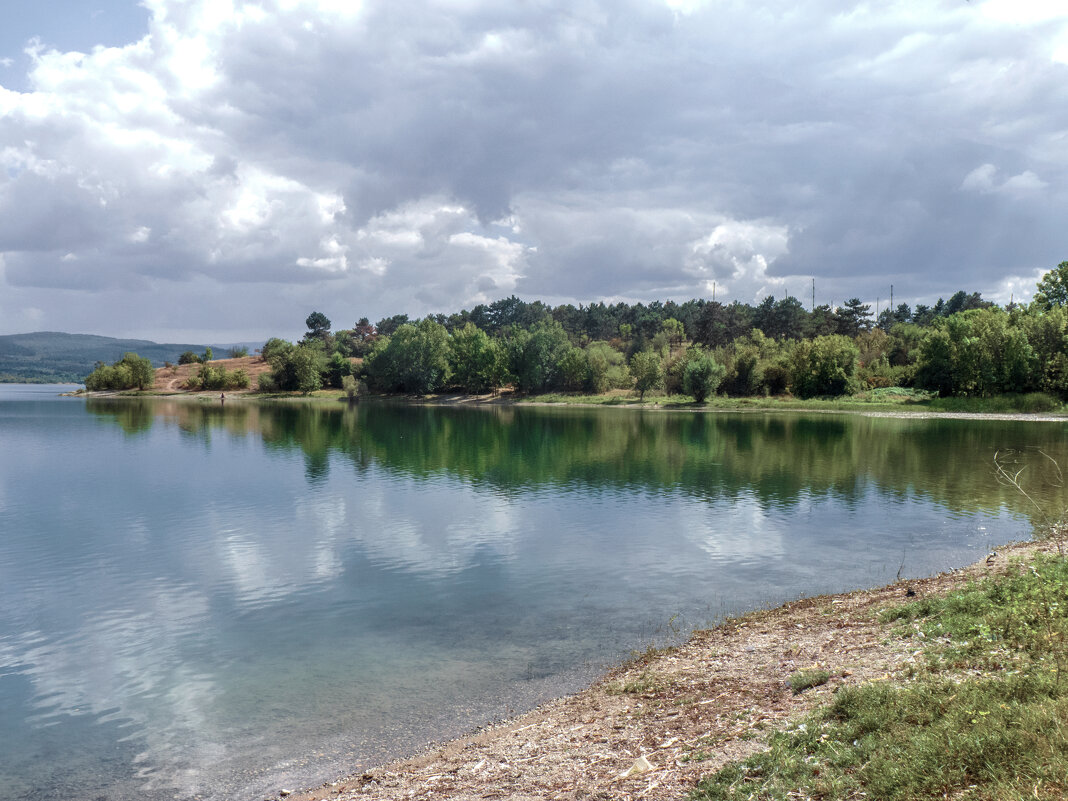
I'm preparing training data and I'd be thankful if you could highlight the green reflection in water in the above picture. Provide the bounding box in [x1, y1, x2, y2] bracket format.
[86, 399, 1068, 529]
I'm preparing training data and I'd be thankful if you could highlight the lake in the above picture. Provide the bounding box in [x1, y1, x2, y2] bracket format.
[1, 385, 1064, 800]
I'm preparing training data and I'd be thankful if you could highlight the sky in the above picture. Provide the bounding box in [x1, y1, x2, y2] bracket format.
[1, 0, 1066, 343]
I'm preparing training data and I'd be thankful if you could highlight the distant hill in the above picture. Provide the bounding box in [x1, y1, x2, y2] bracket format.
[0, 332, 257, 384]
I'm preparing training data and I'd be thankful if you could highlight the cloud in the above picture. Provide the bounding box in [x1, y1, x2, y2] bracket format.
[962, 163, 1049, 196]
[1, 0, 1067, 338]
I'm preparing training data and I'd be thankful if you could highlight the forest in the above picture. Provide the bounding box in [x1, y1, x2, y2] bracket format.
[90, 261, 1068, 404]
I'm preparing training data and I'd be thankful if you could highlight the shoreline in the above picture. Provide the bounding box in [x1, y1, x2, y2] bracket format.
[69, 386, 1068, 423]
[276, 537, 1057, 801]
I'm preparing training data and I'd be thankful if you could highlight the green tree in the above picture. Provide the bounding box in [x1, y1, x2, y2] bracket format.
[506, 320, 572, 393]
[375, 313, 409, 337]
[585, 341, 628, 393]
[187, 364, 250, 391]
[1034, 261, 1068, 310]
[683, 348, 726, 402]
[557, 346, 590, 392]
[261, 338, 293, 364]
[630, 350, 663, 400]
[835, 298, 873, 337]
[719, 330, 783, 397]
[790, 335, 859, 398]
[178, 350, 201, 365]
[915, 309, 1037, 397]
[259, 343, 323, 394]
[305, 311, 332, 341]
[448, 323, 505, 393]
[661, 318, 685, 348]
[84, 352, 154, 391]
[324, 351, 352, 389]
[365, 319, 451, 394]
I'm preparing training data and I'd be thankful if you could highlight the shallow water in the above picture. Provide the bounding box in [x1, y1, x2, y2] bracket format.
[1, 386, 1064, 800]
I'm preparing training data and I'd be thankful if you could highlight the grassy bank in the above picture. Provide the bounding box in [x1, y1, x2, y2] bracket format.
[517, 387, 1068, 415]
[691, 544, 1068, 801]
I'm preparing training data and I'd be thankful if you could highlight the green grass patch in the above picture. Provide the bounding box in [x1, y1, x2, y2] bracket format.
[788, 669, 831, 695]
[691, 553, 1068, 801]
[925, 392, 1065, 414]
[606, 670, 668, 696]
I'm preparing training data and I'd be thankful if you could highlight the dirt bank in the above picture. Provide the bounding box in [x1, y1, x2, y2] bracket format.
[150, 355, 272, 393]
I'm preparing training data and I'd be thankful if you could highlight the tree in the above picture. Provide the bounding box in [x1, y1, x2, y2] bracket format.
[1034, 261, 1068, 310]
[661, 318, 685, 348]
[835, 298, 873, 337]
[324, 352, 352, 389]
[305, 311, 332, 341]
[804, 304, 839, 338]
[178, 350, 201, 365]
[790, 335, 859, 398]
[83, 352, 155, 391]
[914, 309, 1038, 397]
[259, 343, 323, 394]
[683, 348, 726, 402]
[449, 323, 505, 393]
[506, 320, 572, 393]
[375, 313, 409, 337]
[585, 341, 628, 393]
[365, 319, 451, 394]
[630, 350, 663, 400]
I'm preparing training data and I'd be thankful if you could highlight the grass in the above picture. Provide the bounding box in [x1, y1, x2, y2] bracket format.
[787, 669, 831, 695]
[925, 392, 1064, 414]
[606, 670, 669, 696]
[519, 387, 1067, 415]
[690, 552, 1068, 801]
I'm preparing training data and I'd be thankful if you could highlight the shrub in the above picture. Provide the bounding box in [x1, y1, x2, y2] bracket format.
[84, 352, 155, 391]
[185, 364, 249, 391]
[683, 349, 726, 402]
[790, 335, 860, 398]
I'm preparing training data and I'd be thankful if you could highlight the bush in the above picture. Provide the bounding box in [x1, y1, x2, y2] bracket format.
[683, 349, 726, 402]
[790, 335, 860, 398]
[84, 352, 155, 391]
[185, 364, 250, 391]
[178, 350, 202, 365]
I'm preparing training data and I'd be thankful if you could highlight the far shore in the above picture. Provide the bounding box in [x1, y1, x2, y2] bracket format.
[70, 382, 1068, 423]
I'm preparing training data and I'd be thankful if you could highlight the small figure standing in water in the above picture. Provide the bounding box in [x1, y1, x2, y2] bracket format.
[220, 392, 226, 403]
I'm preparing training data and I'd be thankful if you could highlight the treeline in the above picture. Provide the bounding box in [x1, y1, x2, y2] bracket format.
[252, 262, 1068, 402]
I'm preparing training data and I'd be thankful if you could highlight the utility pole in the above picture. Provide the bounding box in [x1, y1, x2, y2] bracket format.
[811, 278, 815, 312]
[712, 281, 716, 303]
[890, 284, 894, 311]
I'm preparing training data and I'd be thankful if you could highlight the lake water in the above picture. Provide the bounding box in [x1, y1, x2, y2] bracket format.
[1, 385, 1065, 800]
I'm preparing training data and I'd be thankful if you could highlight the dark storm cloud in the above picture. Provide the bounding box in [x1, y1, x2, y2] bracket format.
[0, 0, 1066, 338]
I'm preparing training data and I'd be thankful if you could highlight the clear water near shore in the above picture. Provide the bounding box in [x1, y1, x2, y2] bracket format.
[1, 385, 1064, 800]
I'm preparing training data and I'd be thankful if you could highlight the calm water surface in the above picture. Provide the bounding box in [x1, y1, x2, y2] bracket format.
[1, 385, 1064, 800]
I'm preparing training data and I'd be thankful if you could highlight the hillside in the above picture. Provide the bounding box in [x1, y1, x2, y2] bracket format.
[151, 355, 273, 393]
[0, 332, 253, 384]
